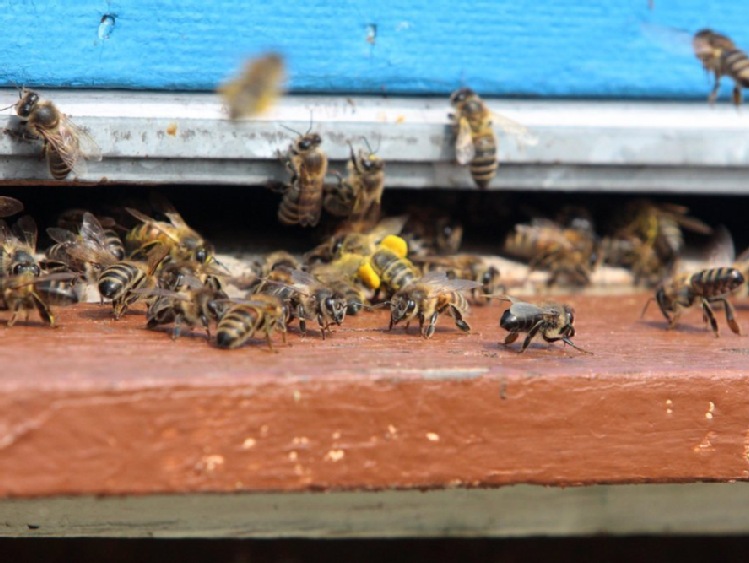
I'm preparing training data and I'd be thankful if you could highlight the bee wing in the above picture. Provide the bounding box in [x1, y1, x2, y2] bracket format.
[418, 270, 482, 292]
[46, 227, 78, 244]
[508, 300, 544, 317]
[131, 287, 190, 300]
[702, 225, 736, 266]
[125, 207, 157, 224]
[455, 116, 475, 165]
[668, 213, 713, 235]
[370, 216, 408, 239]
[491, 111, 538, 147]
[639, 22, 695, 57]
[126, 207, 181, 243]
[40, 116, 102, 177]
[80, 212, 109, 244]
[13, 215, 38, 251]
[164, 212, 189, 229]
[0, 197, 23, 218]
[0, 271, 80, 289]
[66, 243, 118, 268]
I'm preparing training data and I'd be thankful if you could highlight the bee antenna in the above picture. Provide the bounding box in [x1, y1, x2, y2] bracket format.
[562, 337, 593, 355]
[360, 136, 374, 154]
[640, 297, 655, 319]
[280, 123, 302, 137]
[306, 110, 313, 134]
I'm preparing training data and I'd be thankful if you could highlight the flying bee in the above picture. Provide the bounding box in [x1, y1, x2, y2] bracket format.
[498, 296, 591, 354]
[219, 52, 285, 120]
[9, 88, 102, 179]
[275, 127, 327, 227]
[389, 271, 482, 338]
[215, 294, 289, 351]
[449, 87, 536, 189]
[414, 255, 501, 305]
[125, 206, 214, 264]
[324, 139, 385, 222]
[0, 197, 23, 219]
[0, 271, 82, 327]
[641, 267, 744, 336]
[252, 267, 347, 339]
[693, 29, 749, 106]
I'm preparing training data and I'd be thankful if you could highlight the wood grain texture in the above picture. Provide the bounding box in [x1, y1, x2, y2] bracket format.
[1, 1, 749, 97]
[1, 295, 749, 497]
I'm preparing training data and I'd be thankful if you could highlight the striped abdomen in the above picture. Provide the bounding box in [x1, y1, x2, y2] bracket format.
[689, 267, 745, 297]
[723, 49, 749, 87]
[278, 151, 326, 227]
[98, 262, 147, 301]
[438, 291, 470, 315]
[371, 249, 418, 291]
[216, 305, 260, 349]
[45, 145, 72, 180]
[470, 131, 497, 189]
[104, 229, 126, 260]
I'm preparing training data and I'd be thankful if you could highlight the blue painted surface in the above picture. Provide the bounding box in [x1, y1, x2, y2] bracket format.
[2, 0, 749, 99]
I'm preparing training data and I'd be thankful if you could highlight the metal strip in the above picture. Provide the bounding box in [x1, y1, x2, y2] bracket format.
[1, 90, 747, 191]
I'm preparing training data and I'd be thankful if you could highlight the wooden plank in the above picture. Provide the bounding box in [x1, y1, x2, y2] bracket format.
[3, 484, 749, 538]
[1, 296, 749, 498]
[1, 1, 748, 98]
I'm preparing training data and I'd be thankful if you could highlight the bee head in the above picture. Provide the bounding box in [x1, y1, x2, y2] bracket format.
[16, 89, 39, 119]
[11, 261, 39, 277]
[450, 87, 476, 106]
[296, 132, 321, 152]
[481, 266, 499, 293]
[324, 296, 347, 325]
[390, 295, 416, 323]
[560, 305, 576, 337]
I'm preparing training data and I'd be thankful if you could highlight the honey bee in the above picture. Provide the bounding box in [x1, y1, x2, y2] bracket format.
[44, 212, 125, 275]
[505, 220, 598, 287]
[0, 271, 82, 327]
[134, 272, 225, 340]
[276, 129, 327, 227]
[0, 197, 23, 218]
[324, 139, 385, 222]
[641, 267, 744, 336]
[216, 294, 288, 351]
[219, 52, 285, 120]
[403, 211, 463, 257]
[498, 296, 591, 354]
[0, 215, 40, 278]
[10, 88, 102, 179]
[449, 87, 535, 189]
[125, 207, 214, 264]
[55, 209, 125, 260]
[389, 271, 482, 338]
[309, 263, 369, 315]
[70, 241, 169, 319]
[254, 251, 301, 278]
[693, 29, 749, 106]
[358, 237, 421, 296]
[415, 255, 501, 304]
[252, 267, 347, 339]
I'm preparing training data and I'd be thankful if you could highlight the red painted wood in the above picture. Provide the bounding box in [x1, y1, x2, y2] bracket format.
[1, 295, 748, 497]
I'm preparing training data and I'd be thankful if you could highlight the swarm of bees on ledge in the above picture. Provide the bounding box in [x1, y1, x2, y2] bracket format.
[1, 34, 747, 351]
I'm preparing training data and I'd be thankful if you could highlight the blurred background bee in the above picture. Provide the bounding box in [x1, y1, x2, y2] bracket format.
[274, 128, 327, 227]
[449, 87, 536, 189]
[8, 88, 102, 180]
[693, 29, 749, 106]
[219, 52, 286, 119]
[0, 197, 23, 219]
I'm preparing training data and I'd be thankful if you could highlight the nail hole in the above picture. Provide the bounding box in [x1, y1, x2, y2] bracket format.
[366, 24, 377, 45]
[98, 14, 116, 40]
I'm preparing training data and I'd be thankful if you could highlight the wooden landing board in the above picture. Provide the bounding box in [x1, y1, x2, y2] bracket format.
[1, 295, 749, 498]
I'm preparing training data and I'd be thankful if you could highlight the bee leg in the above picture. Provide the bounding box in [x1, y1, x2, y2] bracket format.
[701, 299, 720, 337]
[451, 306, 471, 333]
[172, 316, 182, 341]
[424, 311, 439, 338]
[733, 85, 743, 108]
[32, 293, 54, 327]
[297, 304, 307, 336]
[519, 322, 544, 353]
[711, 297, 742, 335]
[503, 332, 519, 346]
[709, 74, 721, 105]
[201, 315, 211, 339]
